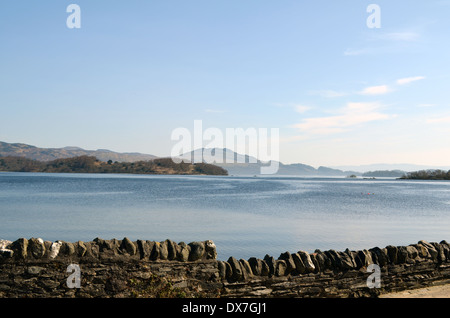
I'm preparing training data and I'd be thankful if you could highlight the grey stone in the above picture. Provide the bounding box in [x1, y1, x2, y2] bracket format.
[274, 260, 287, 276]
[298, 251, 315, 273]
[340, 249, 357, 269]
[0, 249, 14, 259]
[263, 255, 276, 276]
[239, 259, 253, 280]
[137, 240, 150, 259]
[27, 266, 45, 275]
[150, 241, 160, 260]
[93, 237, 105, 246]
[278, 252, 296, 274]
[49, 241, 62, 259]
[313, 251, 330, 271]
[413, 244, 429, 259]
[84, 241, 100, 259]
[324, 250, 341, 269]
[43, 241, 52, 257]
[0, 240, 12, 250]
[370, 247, 389, 266]
[40, 279, 60, 289]
[29, 238, 45, 259]
[165, 239, 177, 260]
[356, 250, 373, 267]
[224, 261, 233, 280]
[121, 237, 137, 256]
[386, 245, 398, 264]
[309, 253, 320, 272]
[397, 246, 411, 264]
[227, 256, 243, 281]
[188, 242, 205, 261]
[177, 242, 191, 262]
[218, 261, 227, 279]
[440, 241, 450, 260]
[418, 240, 435, 250]
[76, 241, 87, 257]
[248, 257, 269, 276]
[11, 238, 28, 259]
[204, 240, 217, 260]
[159, 241, 169, 260]
[173, 242, 182, 260]
[418, 240, 438, 261]
[61, 241, 76, 256]
[406, 245, 418, 260]
[0, 284, 11, 291]
[292, 253, 306, 274]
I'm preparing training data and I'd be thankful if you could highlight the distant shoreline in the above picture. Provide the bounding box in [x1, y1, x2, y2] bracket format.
[0, 155, 228, 176]
[398, 169, 450, 181]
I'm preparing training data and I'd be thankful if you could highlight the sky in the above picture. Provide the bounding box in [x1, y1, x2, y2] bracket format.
[1, 1, 450, 167]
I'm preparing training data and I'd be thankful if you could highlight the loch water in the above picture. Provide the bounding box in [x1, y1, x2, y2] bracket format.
[0, 172, 449, 260]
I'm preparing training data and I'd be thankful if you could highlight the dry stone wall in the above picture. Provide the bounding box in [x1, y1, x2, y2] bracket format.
[0, 237, 449, 298]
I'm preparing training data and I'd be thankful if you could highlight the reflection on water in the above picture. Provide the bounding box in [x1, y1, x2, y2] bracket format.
[0, 172, 449, 260]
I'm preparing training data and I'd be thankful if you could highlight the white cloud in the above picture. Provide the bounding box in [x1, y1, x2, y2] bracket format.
[360, 85, 391, 95]
[344, 30, 421, 56]
[426, 116, 450, 124]
[294, 102, 392, 135]
[205, 109, 225, 113]
[396, 76, 426, 85]
[344, 48, 370, 56]
[310, 90, 348, 98]
[294, 105, 312, 113]
[379, 32, 420, 42]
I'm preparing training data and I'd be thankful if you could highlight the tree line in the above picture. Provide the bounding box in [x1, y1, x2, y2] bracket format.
[0, 155, 228, 176]
[400, 169, 450, 180]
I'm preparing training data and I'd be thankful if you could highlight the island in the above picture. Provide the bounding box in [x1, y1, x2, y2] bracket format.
[399, 169, 450, 180]
[0, 155, 228, 176]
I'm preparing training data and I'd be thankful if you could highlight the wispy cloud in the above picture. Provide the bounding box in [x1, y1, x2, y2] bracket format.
[205, 109, 225, 113]
[396, 76, 426, 85]
[426, 116, 450, 124]
[377, 32, 420, 42]
[418, 103, 435, 108]
[344, 30, 421, 56]
[357, 76, 425, 96]
[310, 90, 348, 98]
[294, 102, 392, 135]
[294, 105, 312, 113]
[360, 85, 391, 95]
[344, 48, 370, 56]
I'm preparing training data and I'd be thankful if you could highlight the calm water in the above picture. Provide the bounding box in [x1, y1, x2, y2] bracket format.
[0, 172, 449, 260]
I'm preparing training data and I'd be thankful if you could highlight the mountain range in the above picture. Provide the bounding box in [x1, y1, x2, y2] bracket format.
[1, 141, 436, 177]
[0, 141, 157, 163]
[179, 148, 358, 176]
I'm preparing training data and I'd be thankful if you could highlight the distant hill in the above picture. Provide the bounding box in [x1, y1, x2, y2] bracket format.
[181, 148, 359, 176]
[332, 163, 450, 173]
[0, 141, 157, 163]
[5, 141, 438, 178]
[399, 169, 450, 180]
[0, 155, 228, 176]
[362, 170, 406, 178]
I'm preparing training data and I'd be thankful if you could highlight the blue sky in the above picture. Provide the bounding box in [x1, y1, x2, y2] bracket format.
[1, 1, 450, 167]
